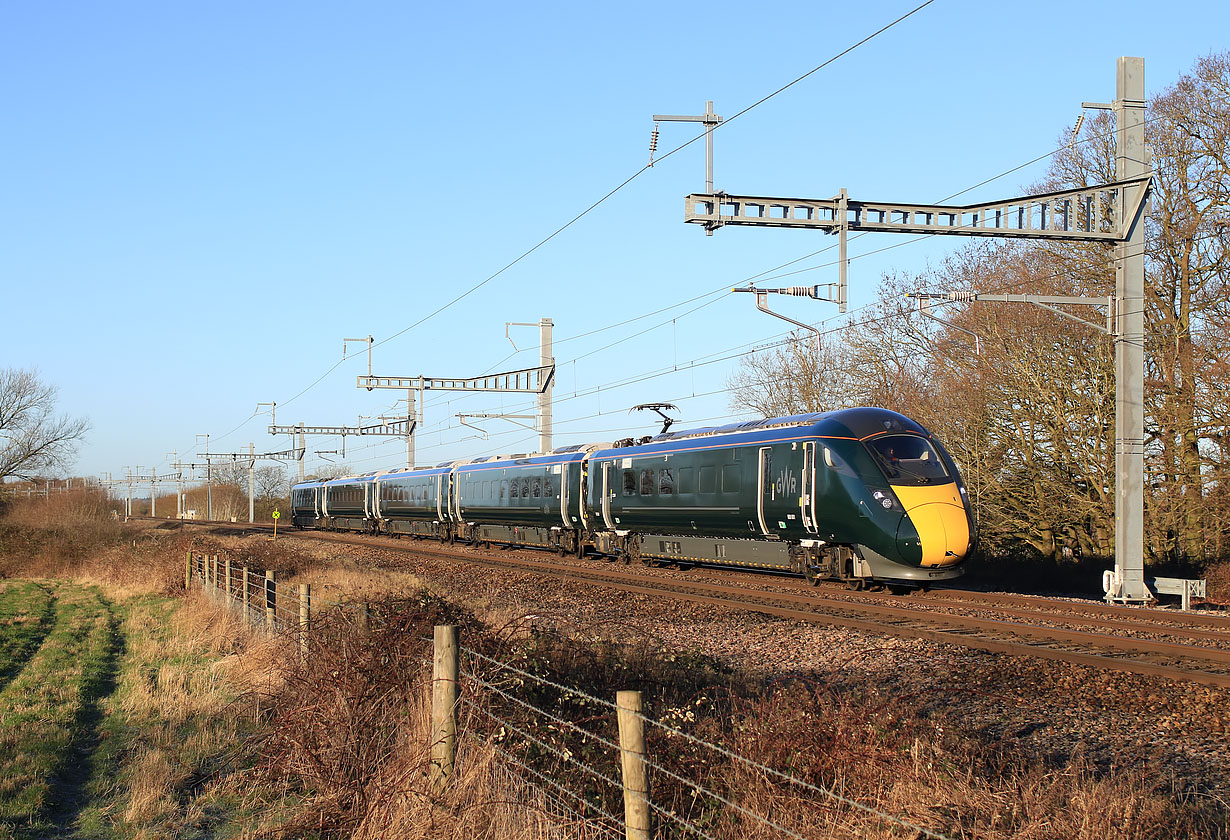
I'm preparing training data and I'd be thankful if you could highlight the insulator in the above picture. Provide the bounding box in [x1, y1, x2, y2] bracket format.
[648, 124, 660, 166]
[946, 291, 978, 302]
[782, 286, 817, 297]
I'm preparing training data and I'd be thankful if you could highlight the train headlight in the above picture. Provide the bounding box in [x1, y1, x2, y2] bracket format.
[872, 490, 895, 509]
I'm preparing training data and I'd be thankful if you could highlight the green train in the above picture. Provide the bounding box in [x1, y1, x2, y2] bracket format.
[289, 407, 975, 587]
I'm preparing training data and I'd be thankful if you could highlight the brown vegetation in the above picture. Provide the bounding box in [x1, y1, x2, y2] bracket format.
[2, 498, 1227, 838]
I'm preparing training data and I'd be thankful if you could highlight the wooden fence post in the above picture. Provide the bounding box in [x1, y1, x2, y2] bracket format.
[241, 566, 250, 625]
[616, 690, 651, 840]
[264, 570, 276, 630]
[430, 624, 459, 794]
[225, 559, 232, 606]
[359, 601, 370, 633]
[184, 550, 191, 590]
[299, 583, 311, 663]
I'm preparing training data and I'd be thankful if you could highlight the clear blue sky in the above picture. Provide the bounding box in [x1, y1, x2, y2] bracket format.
[1, 1, 1224, 490]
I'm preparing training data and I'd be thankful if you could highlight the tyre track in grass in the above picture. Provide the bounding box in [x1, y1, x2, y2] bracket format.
[0, 583, 118, 839]
[0, 581, 55, 695]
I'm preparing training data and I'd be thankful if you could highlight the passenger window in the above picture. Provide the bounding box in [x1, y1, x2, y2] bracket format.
[532, 478, 541, 497]
[678, 467, 694, 494]
[623, 470, 637, 496]
[659, 468, 674, 495]
[721, 464, 740, 493]
[521, 479, 530, 499]
[640, 469, 655, 496]
[510, 480, 519, 499]
[699, 465, 716, 494]
[500, 480, 508, 500]
[544, 476, 553, 497]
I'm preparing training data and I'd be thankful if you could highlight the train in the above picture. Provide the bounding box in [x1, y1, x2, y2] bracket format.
[289, 407, 976, 588]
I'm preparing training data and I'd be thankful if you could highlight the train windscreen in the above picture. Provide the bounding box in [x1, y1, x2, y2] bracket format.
[866, 434, 951, 485]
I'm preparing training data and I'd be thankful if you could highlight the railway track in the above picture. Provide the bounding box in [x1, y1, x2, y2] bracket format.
[171, 518, 1230, 687]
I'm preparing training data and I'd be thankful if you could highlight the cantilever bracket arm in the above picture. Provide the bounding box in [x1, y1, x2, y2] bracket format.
[908, 295, 983, 355]
[733, 286, 822, 351]
[457, 413, 538, 439]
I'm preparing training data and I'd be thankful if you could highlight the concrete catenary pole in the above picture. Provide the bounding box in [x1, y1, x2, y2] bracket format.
[297, 425, 306, 483]
[248, 442, 256, 524]
[406, 388, 415, 469]
[1114, 57, 1147, 602]
[538, 317, 553, 454]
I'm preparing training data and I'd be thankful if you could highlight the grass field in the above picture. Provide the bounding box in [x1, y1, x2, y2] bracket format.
[0, 578, 266, 840]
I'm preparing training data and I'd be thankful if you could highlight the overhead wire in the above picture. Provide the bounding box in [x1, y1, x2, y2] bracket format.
[153, 8, 1201, 478]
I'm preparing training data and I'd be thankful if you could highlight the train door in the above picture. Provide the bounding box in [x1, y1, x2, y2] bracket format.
[558, 464, 569, 527]
[435, 474, 445, 521]
[756, 447, 772, 536]
[601, 462, 615, 528]
[801, 442, 818, 534]
[578, 459, 591, 529]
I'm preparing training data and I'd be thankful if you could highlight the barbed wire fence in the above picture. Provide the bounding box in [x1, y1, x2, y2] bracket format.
[185, 550, 952, 840]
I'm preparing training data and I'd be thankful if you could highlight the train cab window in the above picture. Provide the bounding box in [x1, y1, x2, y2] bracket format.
[699, 465, 716, 494]
[867, 435, 951, 485]
[532, 478, 541, 497]
[721, 464, 740, 493]
[623, 470, 637, 496]
[659, 468, 674, 495]
[510, 480, 519, 499]
[640, 469, 655, 496]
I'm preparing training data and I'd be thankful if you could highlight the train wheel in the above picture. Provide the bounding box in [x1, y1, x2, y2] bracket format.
[846, 579, 866, 592]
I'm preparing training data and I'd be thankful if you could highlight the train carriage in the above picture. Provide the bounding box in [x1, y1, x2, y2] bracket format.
[453, 449, 594, 555]
[583, 408, 973, 584]
[321, 473, 378, 532]
[375, 465, 454, 538]
[290, 480, 325, 528]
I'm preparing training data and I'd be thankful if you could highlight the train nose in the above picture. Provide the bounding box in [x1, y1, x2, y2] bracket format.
[891, 484, 971, 568]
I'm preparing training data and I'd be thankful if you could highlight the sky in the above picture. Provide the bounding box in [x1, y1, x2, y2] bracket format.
[2, 0, 1226, 493]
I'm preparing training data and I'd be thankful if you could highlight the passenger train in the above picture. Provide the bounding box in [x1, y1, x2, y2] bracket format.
[289, 407, 976, 588]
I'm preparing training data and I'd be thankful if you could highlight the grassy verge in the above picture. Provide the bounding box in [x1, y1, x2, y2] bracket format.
[0, 582, 115, 837]
[72, 591, 279, 839]
[0, 581, 54, 691]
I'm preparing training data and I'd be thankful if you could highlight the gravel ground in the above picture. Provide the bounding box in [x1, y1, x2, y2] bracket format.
[198, 527, 1230, 796]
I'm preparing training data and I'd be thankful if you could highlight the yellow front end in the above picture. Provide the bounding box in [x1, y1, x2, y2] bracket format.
[892, 482, 971, 568]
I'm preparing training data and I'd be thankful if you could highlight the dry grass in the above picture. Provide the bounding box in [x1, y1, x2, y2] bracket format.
[1, 497, 1225, 839]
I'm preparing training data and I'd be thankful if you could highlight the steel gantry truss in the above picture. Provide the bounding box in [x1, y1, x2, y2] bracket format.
[355, 317, 556, 456]
[267, 419, 414, 474]
[103, 468, 180, 520]
[202, 443, 306, 524]
[680, 58, 1152, 603]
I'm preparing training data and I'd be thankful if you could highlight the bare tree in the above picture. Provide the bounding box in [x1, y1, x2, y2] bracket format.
[255, 465, 288, 500]
[0, 368, 90, 482]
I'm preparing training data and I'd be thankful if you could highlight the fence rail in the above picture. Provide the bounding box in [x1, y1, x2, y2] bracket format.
[184, 550, 951, 840]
